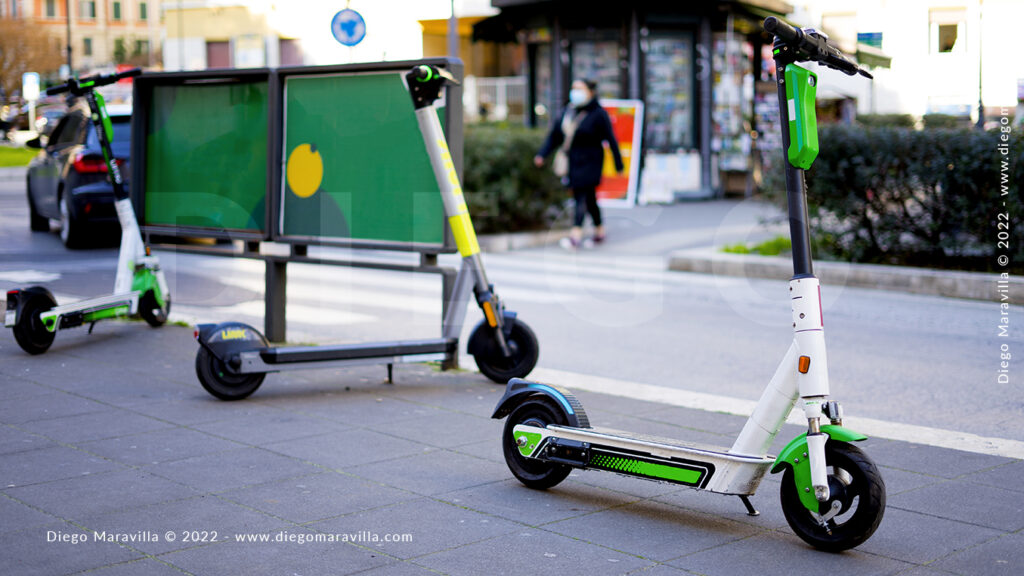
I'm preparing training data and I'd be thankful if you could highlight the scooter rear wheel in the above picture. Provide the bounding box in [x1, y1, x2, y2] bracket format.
[12, 287, 57, 355]
[502, 396, 572, 490]
[473, 320, 539, 384]
[195, 347, 265, 401]
[780, 441, 885, 552]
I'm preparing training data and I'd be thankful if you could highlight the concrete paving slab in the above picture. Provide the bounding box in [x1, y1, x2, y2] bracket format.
[960, 459, 1024, 494]
[929, 532, 1024, 575]
[0, 391, 109, 425]
[546, 499, 761, 562]
[74, 495, 285, 555]
[350, 449, 510, 496]
[78, 427, 244, 467]
[145, 447, 322, 494]
[888, 481, 1024, 532]
[414, 527, 656, 576]
[667, 530, 912, 575]
[867, 440, 1014, 480]
[1, 444, 124, 487]
[18, 408, 175, 445]
[263, 428, 435, 471]
[0, 425, 58, 455]
[0, 521, 142, 576]
[219, 472, 418, 524]
[191, 409, 351, 446]
[157, 530, 391, 576]
[856, 507, 1003, 566]
[4, 469, 199, 519]
[440, 478, 642, 527]
[310, 497, 521, 560]
[0, 495, 59, 534]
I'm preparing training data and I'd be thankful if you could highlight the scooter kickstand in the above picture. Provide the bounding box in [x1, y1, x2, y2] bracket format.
[88, 322, 97, 335]
[738, 495, 760, 517]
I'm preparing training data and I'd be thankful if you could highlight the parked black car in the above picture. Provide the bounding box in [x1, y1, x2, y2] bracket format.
[26, 103, 130, 248]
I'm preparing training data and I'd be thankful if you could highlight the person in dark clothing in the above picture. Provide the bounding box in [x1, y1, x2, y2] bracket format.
[534, 79, 624, 249]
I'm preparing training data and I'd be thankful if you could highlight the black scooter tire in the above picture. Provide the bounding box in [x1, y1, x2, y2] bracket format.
[473, 320, 539, 383]
[139, 291, 170, 327]
[502, 396, 572, 490]
[195, 347, 265, 401]
[12, 288, 57, 355]
[780, 442, 886, 552]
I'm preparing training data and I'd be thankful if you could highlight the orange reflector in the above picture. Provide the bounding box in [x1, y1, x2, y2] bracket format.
[798, 356, 811, 374]
[145, 246, 151, 256]
[482, 301, 497, 327]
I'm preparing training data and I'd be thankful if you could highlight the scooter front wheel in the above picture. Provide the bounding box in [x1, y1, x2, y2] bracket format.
[502, 396, 572, 490]
[472, 320, 539, 384]
[138, 291, 170, 328]
[780, 441, 885, 552]
[195, 347, 265, 401]
[12, 287, 57, 355]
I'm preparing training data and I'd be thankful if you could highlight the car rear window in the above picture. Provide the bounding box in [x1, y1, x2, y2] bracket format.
[85, 116, 131, 156]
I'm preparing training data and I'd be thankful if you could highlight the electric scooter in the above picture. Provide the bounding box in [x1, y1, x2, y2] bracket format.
[5, 69, 171, 355]
[492, 18, 885, 552]
[193, 64, 538, 400]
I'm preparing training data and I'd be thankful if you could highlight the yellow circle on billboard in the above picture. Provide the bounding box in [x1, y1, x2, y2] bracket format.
[286, 143, 323, 198]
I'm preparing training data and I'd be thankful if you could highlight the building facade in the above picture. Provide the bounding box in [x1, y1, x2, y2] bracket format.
[474, 0, 793, 199]
[4, 0, 163, 74]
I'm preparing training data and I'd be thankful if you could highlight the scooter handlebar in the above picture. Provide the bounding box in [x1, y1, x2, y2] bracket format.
[45, 68, 143, 97]
[763, 17, 873, 79]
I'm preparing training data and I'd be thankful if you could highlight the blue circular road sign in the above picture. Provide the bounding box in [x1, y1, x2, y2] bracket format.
[331, 9, 366, 47]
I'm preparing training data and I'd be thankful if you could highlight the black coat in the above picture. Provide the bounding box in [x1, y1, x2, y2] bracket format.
[538, 99, 624, 189]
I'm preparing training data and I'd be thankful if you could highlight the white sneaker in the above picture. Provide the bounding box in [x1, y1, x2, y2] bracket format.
[559, 237, 579, 251]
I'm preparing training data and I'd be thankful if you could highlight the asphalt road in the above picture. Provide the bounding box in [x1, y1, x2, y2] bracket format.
[1, 171, 1019, 443]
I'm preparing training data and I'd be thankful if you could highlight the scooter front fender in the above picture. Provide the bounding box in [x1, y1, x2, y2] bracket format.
[771, 424, 868, 512]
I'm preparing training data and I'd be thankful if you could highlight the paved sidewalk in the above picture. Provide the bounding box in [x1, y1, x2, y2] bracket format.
[1, 323, 1021, 575]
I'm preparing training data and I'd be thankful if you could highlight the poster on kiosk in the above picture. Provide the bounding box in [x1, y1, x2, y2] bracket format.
[596, 99, 643, 208]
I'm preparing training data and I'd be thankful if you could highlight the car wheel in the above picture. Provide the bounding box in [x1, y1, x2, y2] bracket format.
[59, 192, 88, 249]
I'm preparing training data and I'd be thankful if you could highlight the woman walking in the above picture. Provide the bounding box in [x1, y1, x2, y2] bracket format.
[534, 79, 624, 249]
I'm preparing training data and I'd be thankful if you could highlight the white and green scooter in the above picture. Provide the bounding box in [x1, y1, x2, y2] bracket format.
[492, 18, 885, 552]
[5, 69, 170, 355]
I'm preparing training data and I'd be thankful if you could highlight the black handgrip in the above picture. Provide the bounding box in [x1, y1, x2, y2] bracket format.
[45, 84, 70, 96]
[764, 16, 801, 44]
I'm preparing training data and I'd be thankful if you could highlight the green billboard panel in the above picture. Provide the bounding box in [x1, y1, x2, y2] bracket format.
[144, 82, 267, 232]
[281, 72, 445, 246]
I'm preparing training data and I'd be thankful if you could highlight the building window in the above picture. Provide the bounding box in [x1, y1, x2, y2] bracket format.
[114, 38, 127, 62]
[930, 8, 966, 53]
[570, 39, 623, 99]
[83, 37, 93, 56]
[112, 1, 121, 21]
[46, 0, 57, 18]
[134, 39, 149, 57]
[80, 0, 96, 19]
[139, 1, 147, 21]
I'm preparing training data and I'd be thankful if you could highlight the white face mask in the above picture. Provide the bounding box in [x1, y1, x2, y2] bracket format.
[569, 88, 589, 107]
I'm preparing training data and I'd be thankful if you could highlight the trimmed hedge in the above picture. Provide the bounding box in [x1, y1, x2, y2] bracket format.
[462, 123, 567, 234]
[767, 125, 1023, 271]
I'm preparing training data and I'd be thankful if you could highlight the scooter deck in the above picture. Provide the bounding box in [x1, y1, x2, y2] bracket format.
[261, 338, 456, 364]
[519, 424, 774, 495]
[235, 337, 457, 373]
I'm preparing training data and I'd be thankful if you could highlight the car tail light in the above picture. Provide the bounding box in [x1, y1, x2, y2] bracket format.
[73, 153, 108, 173]
[72, 153, 124, 174]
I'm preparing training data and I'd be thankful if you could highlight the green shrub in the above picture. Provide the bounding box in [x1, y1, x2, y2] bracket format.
[922, 113, 971, 130]
[462, 123, 567, 234]
[769, 125, 1024, 271]
[856, 114, 915, 128]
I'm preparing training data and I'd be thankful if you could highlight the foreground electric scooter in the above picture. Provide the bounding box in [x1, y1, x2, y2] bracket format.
[492, 18, 885, 552]
[193, 64, 538, 400]
[5, 69, 170, 355]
